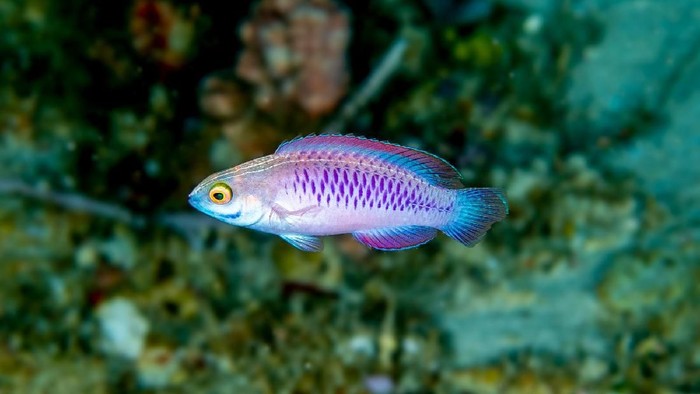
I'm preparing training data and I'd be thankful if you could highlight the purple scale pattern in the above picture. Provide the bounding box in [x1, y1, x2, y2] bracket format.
[286, 151, 454, 216]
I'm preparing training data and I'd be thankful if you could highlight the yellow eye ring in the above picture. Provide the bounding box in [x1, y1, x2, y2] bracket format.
[208, 183, 232, 204]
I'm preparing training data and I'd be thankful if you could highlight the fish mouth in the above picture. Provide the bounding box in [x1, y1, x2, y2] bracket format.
[187, 193, 201, 211]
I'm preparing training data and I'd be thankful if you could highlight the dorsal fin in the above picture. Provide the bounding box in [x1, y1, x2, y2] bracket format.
[275, 134, 464, 188]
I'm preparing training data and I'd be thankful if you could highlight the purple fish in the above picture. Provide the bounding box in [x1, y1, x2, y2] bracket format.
[188, 135, 507, 252]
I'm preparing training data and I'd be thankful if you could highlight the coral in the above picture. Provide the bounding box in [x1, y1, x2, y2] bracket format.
[2, 0, 699, 392]
[129, 0, 199, 70]
[236, 0, 350, 118]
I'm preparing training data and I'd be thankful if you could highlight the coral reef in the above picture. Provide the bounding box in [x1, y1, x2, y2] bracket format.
[0, 0, 698, 392]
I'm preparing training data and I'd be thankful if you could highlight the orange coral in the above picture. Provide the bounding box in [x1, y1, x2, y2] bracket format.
[236, 0, 350, 118]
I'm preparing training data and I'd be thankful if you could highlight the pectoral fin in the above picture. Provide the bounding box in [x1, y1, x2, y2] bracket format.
[271, 203, 322, 222]
[352, 226, 437, 251]
[280, 234, 324, 252]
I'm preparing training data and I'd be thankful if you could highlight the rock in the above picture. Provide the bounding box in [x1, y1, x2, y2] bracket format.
[439, 261, 608, 366]
[137, 346, 182, 389]
[567, 0, 700, 140]
[96, 297, 150, 360]
[611, 42, 700, 209]
[438, 0, 700, 369]
[364, 375, 394, 394]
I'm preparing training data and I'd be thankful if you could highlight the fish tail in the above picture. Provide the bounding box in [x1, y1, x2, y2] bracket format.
[441, 188, 508, 247]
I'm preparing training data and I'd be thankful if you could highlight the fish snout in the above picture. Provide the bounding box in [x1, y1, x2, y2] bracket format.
[187, 191, 201, 210]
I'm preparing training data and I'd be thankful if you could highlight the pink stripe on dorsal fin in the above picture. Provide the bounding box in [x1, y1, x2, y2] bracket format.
[275, 134, 464, 188]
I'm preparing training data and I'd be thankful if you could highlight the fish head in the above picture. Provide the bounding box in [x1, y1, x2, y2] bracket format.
[188, 172, 264, 227]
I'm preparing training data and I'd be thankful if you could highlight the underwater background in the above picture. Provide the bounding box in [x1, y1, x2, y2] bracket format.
[1, 0, 698, 392]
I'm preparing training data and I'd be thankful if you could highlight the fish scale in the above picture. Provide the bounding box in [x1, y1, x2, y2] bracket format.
[188, 135, 508, 252]
[280, 150, 454, 227]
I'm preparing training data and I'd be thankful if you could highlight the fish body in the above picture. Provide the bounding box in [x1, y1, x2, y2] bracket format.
[188, 135, 507, 252]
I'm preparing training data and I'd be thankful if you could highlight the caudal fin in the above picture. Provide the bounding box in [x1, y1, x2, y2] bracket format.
[441, 188, 508, 247]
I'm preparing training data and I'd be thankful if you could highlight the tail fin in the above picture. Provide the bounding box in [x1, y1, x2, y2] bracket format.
[441, 188, 508, 247]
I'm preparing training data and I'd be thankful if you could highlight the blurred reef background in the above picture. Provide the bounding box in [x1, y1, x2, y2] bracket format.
[1, 0, 699, 392]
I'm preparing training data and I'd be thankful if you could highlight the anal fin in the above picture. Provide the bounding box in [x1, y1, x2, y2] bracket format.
[280, 234, 324, 252]
[353, 226, 437, 251]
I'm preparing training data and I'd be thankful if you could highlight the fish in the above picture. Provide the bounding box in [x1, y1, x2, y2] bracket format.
[188, 135, 508, 252]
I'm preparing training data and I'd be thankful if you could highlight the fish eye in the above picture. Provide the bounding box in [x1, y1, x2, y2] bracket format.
[208, 183, 232, 204]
